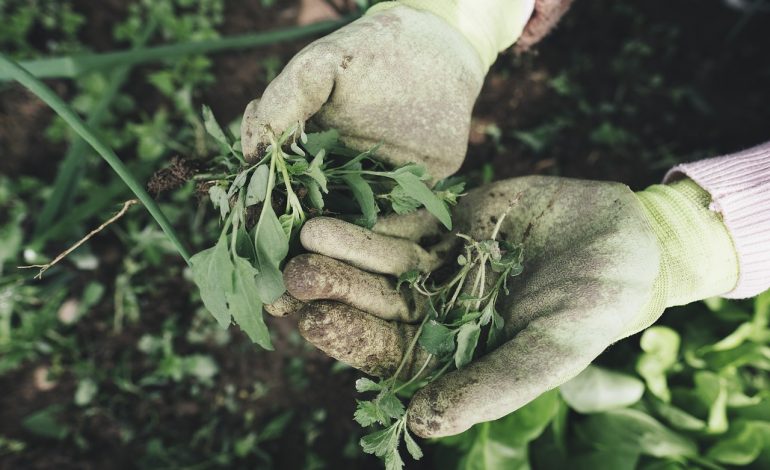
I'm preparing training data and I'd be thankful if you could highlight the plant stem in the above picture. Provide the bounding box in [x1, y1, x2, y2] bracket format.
[390, 314, 430, 383]
[0, 54, 192, 265]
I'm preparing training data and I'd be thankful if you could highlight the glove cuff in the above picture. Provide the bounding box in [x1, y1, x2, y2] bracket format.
[368, 1, 535, 71]
[664, 141, 770, 298]
[636, 179, 739, 309]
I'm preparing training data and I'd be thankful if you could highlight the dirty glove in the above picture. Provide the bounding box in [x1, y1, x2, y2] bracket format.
[279, 175, 739, 437]
[240, 1, 535, 179]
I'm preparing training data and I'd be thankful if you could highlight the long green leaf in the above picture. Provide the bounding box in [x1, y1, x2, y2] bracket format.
[0, 18, 354, 81]
[0, 53, 191, 264]
[34, 19, 158, 236]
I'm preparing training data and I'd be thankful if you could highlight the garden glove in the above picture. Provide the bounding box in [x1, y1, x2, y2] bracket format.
[240, 1, 536, 179]
[277, 175, 739, 437]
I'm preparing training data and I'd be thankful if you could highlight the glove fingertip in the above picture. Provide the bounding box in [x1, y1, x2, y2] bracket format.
[407, 386, 471, 438]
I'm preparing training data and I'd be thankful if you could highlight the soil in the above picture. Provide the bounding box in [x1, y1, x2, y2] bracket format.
[1, 0, 768, 468]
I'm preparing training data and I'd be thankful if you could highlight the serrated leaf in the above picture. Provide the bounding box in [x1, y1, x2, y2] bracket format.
[378, 393, 406, 420]
[384, 448, 405, 470]
[354, 400, 388, 427]
[361, 425, 399, 457]
[190, 235, 233, 329]
[356, 378, 382, 393]
[287, 159, 309, 174]
[391, 172, 451, 229]
[419, 320, 455, 357]
[342, 171, 378, 228]
[455, 323, 481, 369]
[245, 165, 269, 206]
[228, 257, 273, 349]
[388, 185, 421, 215]
[403, 429, 423, 460]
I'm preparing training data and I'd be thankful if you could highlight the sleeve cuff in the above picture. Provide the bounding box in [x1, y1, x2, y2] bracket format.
[664, 141, 770, 299]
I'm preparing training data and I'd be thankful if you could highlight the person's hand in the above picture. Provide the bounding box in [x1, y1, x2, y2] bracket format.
[240, 0, 547, 179]
[274, 175, 738, 437]
[240, 5, 485, 180]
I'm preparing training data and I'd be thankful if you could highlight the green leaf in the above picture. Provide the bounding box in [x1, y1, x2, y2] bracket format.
[694, 370, 728, 433]
[342, 172, 378, 228]
[391, 172, 452, 230]
[208, 185, 230, 220]
[403, 428, 423, 460]
[355, 400, 389, 427]
[455, 323, 480, 369]
[305, 148, 328, 193]
[378, 393, 406, 420]
[305, 180, 324, 210]
[706, 420, 768, 465]
[559, 365, 645, 413]
[227, 169, 250, 199]
[227, 257, 273, 349]
[287, 159, 309, 175]
[355, 378, 382, 393]
[201, 104, 231, 148]
[419, 320, 455, 358]
[636, 326, 680, 402]
[388, 185, 421, 215]
[190, 235, 233, 328]
[245, 164, 269, 206]
[22, 405, 69, 440]
[650, 400, 706, 431]
[577, 408, 697, 459]
[253, 203, 288, 303]
[396, 269, 420, 291]
[384, 448, 405, 470]
[303, 129, 339, 156]
[361, 425, 399, 457]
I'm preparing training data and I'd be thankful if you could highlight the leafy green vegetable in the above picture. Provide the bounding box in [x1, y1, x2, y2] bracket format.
[636, 326, 680, 402]
[577, 408, 697, 459]
[354, 209, 525, 468]
[559, 365, 644, 413]
[192, 107, 463, 346]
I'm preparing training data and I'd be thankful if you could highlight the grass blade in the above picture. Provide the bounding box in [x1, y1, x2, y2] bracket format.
[0, 18, 354, 81]
[34, 19, 158, 236]
[0, 53, 191, 264]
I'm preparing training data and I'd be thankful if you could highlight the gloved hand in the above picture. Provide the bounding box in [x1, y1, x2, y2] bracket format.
[276, 175, 739, 437]
[284, 176, 738, 437]
[240, 1, 536, 179]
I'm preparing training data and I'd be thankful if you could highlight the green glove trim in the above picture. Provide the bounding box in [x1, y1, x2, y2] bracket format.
[368, 0, 535, 70]
[627, 179, 739, 336]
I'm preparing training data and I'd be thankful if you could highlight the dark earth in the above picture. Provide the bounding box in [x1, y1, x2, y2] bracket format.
[1, 0, 769, 468]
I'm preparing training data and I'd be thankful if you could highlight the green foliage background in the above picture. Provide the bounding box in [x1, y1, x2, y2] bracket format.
[1, 0, 769, 468]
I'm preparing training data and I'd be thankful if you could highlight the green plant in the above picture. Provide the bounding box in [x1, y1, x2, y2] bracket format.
[353, 212, 525, 469]
[429, 290, 770, 470]
[191, 107, 462, 349]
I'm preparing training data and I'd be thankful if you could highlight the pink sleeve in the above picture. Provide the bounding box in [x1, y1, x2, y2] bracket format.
[664, 141, 770, 299]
